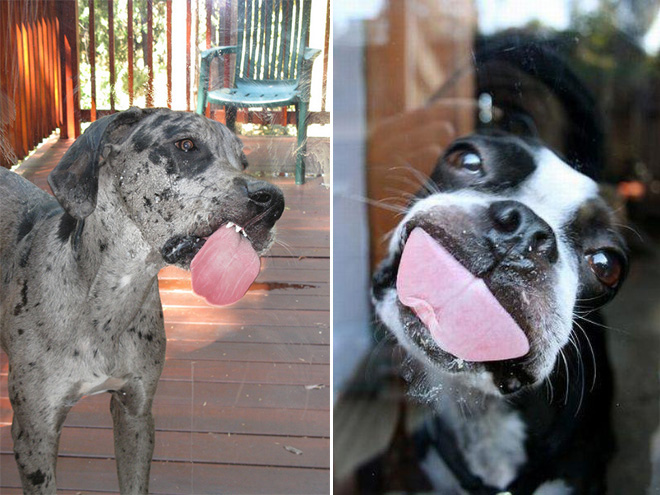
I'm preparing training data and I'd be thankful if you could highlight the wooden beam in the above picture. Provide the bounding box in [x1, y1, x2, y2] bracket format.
[186, 0, 191, 111]
[58, 0, 81, 139]
[146, 0, 154, 107]
[89, 0, 96, 121]
[166, 0, 172, 108]
[127, 0, 134, 106]
[321, 0, 330, 112]
[108, 0, 115, 111]
[206, 0, 212, 49]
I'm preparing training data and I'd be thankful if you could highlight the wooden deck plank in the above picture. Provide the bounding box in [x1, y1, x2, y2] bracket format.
[0, 427, 329, 469]
[162, 323, 329, 345]
[163, 308, 328, 327]
[159, 360, 329, 385]
[165, 341, 329, 364]
[160, 290, 329, 310]
[0, 455, 329, 494]
[0, 397, 329, 437]
[1, 361, 329, 386]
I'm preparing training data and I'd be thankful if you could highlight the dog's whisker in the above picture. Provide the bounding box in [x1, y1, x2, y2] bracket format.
[388, 164, 438, 195]
[558, 348, 571, 406]
[272, 239, 295, 257]
[611, 221, 644, 242]
[341, 193, 409, 214]
[568, 333, 586, 416]
[573, 313, 627, 335]
[544, 375, 555, 404]
[573, 319, 598, 394]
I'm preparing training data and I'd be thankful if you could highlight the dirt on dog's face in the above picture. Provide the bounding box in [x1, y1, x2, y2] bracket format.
[372, 133, 627, 395]
[100, 109, 284, 268]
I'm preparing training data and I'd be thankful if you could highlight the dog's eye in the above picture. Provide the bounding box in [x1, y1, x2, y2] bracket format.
[175, 139, 196, 152]
[446, 149, 482, 174]
[586, 250, 624, 288]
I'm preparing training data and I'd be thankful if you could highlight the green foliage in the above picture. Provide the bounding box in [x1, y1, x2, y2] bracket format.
[78, 0, 168, 109]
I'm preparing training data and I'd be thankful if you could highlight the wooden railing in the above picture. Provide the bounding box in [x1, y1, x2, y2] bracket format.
[0, 0, 330, 169]
[0, 0, 80, 169]
[82, 0, 331, 125]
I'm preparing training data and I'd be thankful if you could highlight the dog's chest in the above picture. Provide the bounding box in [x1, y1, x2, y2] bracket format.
[422, 406, 528, 491]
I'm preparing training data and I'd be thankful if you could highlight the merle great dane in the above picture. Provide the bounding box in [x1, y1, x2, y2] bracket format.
[0, 107, 284, 493]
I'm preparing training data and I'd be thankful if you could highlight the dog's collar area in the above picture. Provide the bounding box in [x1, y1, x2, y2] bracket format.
[417, 416, 505, 494]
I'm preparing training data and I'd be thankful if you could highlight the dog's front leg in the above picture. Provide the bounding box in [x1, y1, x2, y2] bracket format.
[110, 379, 158, 494]
[10, 383, 72, 494]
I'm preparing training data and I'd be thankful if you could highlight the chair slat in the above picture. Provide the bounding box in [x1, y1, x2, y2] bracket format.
[253, 0, 262, 79]
[241, 0, 252, 78]
[291, 0, 302, 79]
[281, 0, 292, 79]
[298, 0, 312, 78]
[262, 0, 273, 79]
[237, 0, 247, 78]
[272, 0, 283, 78]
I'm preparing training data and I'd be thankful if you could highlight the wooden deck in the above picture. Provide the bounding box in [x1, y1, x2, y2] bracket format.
[0, 138, 330, 494]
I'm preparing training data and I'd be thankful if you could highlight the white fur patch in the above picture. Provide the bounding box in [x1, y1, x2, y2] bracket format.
[534, 479, 573, 495]
[461, 409, 527, 489]
[78, 376, 127, 396]
[119, 274, 132, 288]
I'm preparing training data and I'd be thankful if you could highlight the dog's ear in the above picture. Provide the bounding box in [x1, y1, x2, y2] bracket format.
[48, 107, 156, 220]
[212, 120, 249, 170]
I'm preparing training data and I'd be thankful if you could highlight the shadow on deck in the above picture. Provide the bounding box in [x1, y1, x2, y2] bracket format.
[0, 136, 330, 494]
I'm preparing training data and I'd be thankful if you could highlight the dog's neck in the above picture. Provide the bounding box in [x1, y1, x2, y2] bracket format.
[415, 368, 528, 490]
[65, 186, 165, 332]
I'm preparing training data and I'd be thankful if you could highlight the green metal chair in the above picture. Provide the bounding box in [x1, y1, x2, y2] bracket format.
[196, 0, 321, 184]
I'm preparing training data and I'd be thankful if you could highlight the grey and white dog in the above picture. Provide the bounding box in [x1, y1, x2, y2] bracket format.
[369, 133, 627, 493]
[0, 107, 284, 493]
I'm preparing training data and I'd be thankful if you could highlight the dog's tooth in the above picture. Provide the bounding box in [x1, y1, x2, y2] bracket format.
[235, 225, 241, 233]
[241, 230, 248, 238]
[226, 222, 235, 228]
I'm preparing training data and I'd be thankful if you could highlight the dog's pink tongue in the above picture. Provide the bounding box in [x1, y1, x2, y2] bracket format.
[190, 226, 260, 306]
[397, 228, 529, 362]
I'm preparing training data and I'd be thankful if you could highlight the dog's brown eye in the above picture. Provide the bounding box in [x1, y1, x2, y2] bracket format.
[446, 149, 482, 174]
[586, 250, 624, 288]
[175, 139, 195, 152]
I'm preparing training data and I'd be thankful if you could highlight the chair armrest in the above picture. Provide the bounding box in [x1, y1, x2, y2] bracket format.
[197, 46, 238, 113]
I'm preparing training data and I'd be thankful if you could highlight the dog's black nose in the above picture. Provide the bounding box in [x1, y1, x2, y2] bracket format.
[246, 180, 285, 227]
[487, 201, 558, 263]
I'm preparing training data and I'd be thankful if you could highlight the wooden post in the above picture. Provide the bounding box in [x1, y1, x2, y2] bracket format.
[166, 0, 172, 108]
[89, 0, 96, 121]
[206, 0, 212, 49]
[108, 0, 116, 111]
[186, 0, 191, 111]
[321, 0, 330, 112]
[127, 0, 134, 106]
[146, 0, 154, 107]
[58, 0, 81, 139]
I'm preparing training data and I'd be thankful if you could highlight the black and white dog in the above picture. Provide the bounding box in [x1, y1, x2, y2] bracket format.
[368, 133, 628, 494]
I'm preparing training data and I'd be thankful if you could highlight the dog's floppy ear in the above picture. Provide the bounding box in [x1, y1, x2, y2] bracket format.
[48, 107, 155, 220]
[212, 120, 249, 170]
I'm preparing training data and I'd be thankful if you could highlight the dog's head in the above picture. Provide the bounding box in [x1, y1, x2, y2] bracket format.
[372, 133, 627, 395]
[48, 107, 284, 305]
